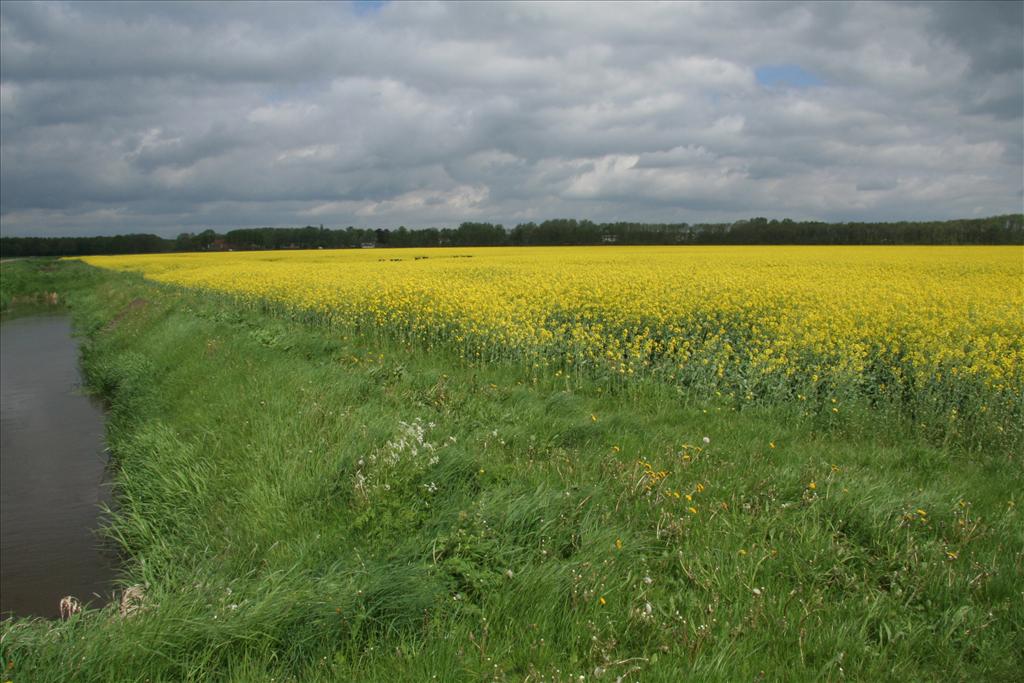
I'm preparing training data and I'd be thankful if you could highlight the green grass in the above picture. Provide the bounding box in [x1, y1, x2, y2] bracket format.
[1, 259, 1021, 682]
[0, 257, 106, 319]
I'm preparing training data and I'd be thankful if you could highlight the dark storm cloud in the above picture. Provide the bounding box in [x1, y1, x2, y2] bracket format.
[1, 0, 1021, 237]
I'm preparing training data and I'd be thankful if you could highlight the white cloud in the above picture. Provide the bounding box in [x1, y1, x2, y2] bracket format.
[0, 0, 1020, 236]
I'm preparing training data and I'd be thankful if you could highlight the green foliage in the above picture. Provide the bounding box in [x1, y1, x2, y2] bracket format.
[0, 234, 170, 258]
[0, 258, 105, 316]
[2, 214, 1021, 257]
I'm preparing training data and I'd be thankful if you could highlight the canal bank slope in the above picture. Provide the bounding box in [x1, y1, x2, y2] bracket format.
[0, 259, 1021, 682]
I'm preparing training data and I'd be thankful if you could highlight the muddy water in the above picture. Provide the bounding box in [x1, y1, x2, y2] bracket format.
[1, 315, 115, 618]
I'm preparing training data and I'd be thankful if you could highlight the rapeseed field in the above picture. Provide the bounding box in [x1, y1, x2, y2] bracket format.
[80, 246, 1023, 446]
[5, 256, 1023, 680]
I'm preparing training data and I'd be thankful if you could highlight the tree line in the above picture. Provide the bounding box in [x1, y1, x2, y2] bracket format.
[3, 214, 1021, 257]
[0, 233, 169, 258]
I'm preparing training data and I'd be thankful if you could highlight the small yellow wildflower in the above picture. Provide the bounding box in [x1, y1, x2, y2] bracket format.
[808, 481, 816, 490]
[688, 506, 698, 515]
[599, 596, 606, 606]
[615, 538, 622, 550]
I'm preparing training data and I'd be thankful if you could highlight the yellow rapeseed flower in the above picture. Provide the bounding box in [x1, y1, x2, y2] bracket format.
[77, 246, 1022, 437]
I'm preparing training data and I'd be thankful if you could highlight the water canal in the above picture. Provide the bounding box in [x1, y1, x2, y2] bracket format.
[1, 315, 115, 618]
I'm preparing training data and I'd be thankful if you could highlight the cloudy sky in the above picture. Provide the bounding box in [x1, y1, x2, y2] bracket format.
[1, 1, 1021, 237]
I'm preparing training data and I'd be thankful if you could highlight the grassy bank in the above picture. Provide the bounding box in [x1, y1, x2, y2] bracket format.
[0, 258, 107, 319]
[1, 259, 1021, 681]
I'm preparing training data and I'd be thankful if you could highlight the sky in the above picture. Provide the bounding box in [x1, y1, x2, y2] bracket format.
[1, 1, 1022, 238]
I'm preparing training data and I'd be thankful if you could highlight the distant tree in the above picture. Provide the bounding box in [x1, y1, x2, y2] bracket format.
[454, 222, 507, 246]
[174, 232, 196, 251]
[195, 229, 218, 250]
[2, 214, 1019, 258]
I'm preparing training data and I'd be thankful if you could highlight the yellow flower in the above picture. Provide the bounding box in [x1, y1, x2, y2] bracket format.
[808, 481, 816, 490]
[77, 246, 1022, 446]
[599, 596, 606, 606]
[615, 538, 622, 550]
[688, 506, 698, 515]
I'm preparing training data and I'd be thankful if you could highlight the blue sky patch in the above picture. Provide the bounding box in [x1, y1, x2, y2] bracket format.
[755, 64, 824, 88]
[352, 0, 388, 16]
